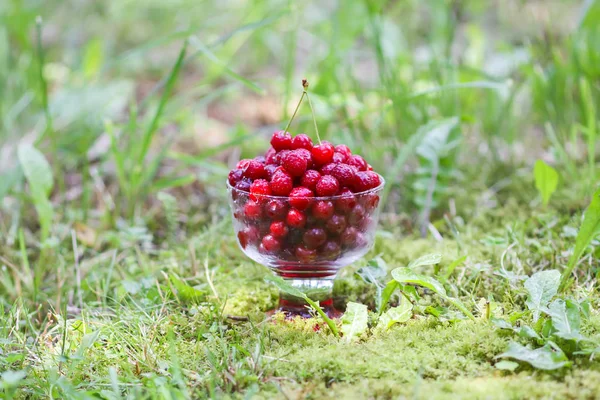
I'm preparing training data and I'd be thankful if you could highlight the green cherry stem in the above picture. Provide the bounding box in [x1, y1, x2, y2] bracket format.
[303, 80, 321, 144]
[283, 83, 306, 134]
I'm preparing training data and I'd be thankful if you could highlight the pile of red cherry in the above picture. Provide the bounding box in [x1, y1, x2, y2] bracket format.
[228, 130, 382, 263]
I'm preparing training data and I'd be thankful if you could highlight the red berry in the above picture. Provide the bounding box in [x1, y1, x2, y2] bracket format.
[347, 155, 368, 171]
[271, 130, 292, 151]
[254, 155, 266, 164]
[326, 214, 347, 235]
[303, 228, 327, 249]
[301, 170, 321, 191]
[282, 150, 309, 177]
[286, 209, 306, 228]
[322, 241, 341, 259]
[265, 199, 287, 220]
[354, 171, 380, 192]
[320, 163, 336, 176]
[349, 203, 366, 224]
[332, 152, 347, 163]
[243, 160, 267, 180]
[237, 226, 259, 249]
[265, 147, 278, 164]
[364, 193, 380, 211]
[289, 186, 314, 210]
[244, 200, 262, 219]
[250, 179, 272, 200]
[274, 149, 291, 165]
[335, 144, 352, 159]
[341, 226, 358, 246]
[236, 159, 252, 170]
[270, 221, 289, 238]
[295, 245, 317, 261]
[228, 169, 243, 186]
[235, 178, 252, 193]
[295, 148, 313, 168]
[291, 134, 313, 150]
[312, 200, 334, 220]
[330, 164, 357, 188]
[270, 170, 294, 196]
[265, 164, 278, 179]
[261, 234, 281, 252]
[335, 188, 356, 212]
[311, 142, 335, 165]
[315, 175, 340, 197]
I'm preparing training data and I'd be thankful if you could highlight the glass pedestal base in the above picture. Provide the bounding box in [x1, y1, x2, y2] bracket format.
[267, 277, 342, 319]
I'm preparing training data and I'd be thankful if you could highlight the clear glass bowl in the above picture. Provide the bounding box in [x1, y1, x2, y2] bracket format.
[227, 175, 385, 318]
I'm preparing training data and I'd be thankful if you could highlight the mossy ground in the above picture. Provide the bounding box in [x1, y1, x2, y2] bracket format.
[3, 195, 599, 400]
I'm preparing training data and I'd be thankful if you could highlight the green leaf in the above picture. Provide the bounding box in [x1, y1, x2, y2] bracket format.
[495, 360, 519, 372]
[378, 296, 413, 330]
[524, 270, 560, 322]
[518, 325, 542, 341]
[356, 257, 387, 285]
[491, 317, 513, 330]
[534, 160, 559, 206]
[547, 299, 584, 341]
[18, 143, 54, 241]
[392, 267, 475, 320]
[83, 38, 104, 79]
[560, 189, 600, 290]
[391, 267, 447, 296]
[496, 342, 569, 370]
[169, 273, 205, 303]
[377, 280, 399, 315]
[150, 174, 196, 192]
[341, 302, 368, 342]
[264, 275, 339, 337]
[408, 253, 442, 268]
[1, 370, 26, 387]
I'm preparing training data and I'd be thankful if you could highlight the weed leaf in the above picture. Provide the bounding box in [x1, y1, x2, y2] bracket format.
[169, 273, 205, 303]
[524, 270, 560, 322]
[378, 296, 412, 330]
[356, 257, 387, 285]
[496, 342, 569, 370]
[18, 144, 54, 241]
[534, 160, 558, 206]
[377, 280, 399, 315]
[495, 360, 519, 371]
[408, 253, 442, 268]
[560, 189, 600, 289]
[391, 267, 447, 296]
[341, 302, 368, 342]
[547, 299, 584, 341]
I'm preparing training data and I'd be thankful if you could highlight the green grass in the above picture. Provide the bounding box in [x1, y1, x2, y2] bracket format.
[2, 0, 600, 399]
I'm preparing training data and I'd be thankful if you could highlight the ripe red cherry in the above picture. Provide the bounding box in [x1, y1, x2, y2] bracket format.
[326, 214, 347, 235]
[347, 155, 368, 171]
[261, 234, 281, 252]
[315, 175, 340, 197]
[250, 179, 272, 200]
[349, 203, 366, 224]
[228, 169, 243, 186]
[282, 150, 308, 177]
[303, 228, 327, 249]
[274, 149, 290, 165]
[270, 170, 294, 196]
[322, 241, 341, 259]
[320, 163, 336, 176]
[332, 152, 347, 163]
[312, 200, 334, 220]
[243, 160, 267, 180]
[236, 159, 252, 170]
[265, 199, 287, 220]
[364, 193, 380, 211]
[341, 226, 358, 246]
[291, 134, 313, 150]
[270, 221, 289, 238]
[354, 171, 380, 192]
[301, 170, 321, 191]
[235, 178, 252, 193]
[311, 142, 335, 165]
[265, 164, 278, 179]
[330, 164, 357, 188]
[237, 226, 259, 249]
[286, 209, 306, 228]
[270, 130, 292, 151]
[244, 200, 262, 219]
[265, 147, 278, 164]
[295, 245, 317, 261]
[289, 186, 314, 210]
[335, 144, 352, 159]
[295, 148, 313, 168]
[336, 188, 357, 212]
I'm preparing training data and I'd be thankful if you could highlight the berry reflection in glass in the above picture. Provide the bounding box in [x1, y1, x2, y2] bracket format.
[227, 172, 384, 319]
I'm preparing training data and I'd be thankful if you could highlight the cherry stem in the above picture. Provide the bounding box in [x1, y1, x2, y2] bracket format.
[283, 79, 321, 144]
